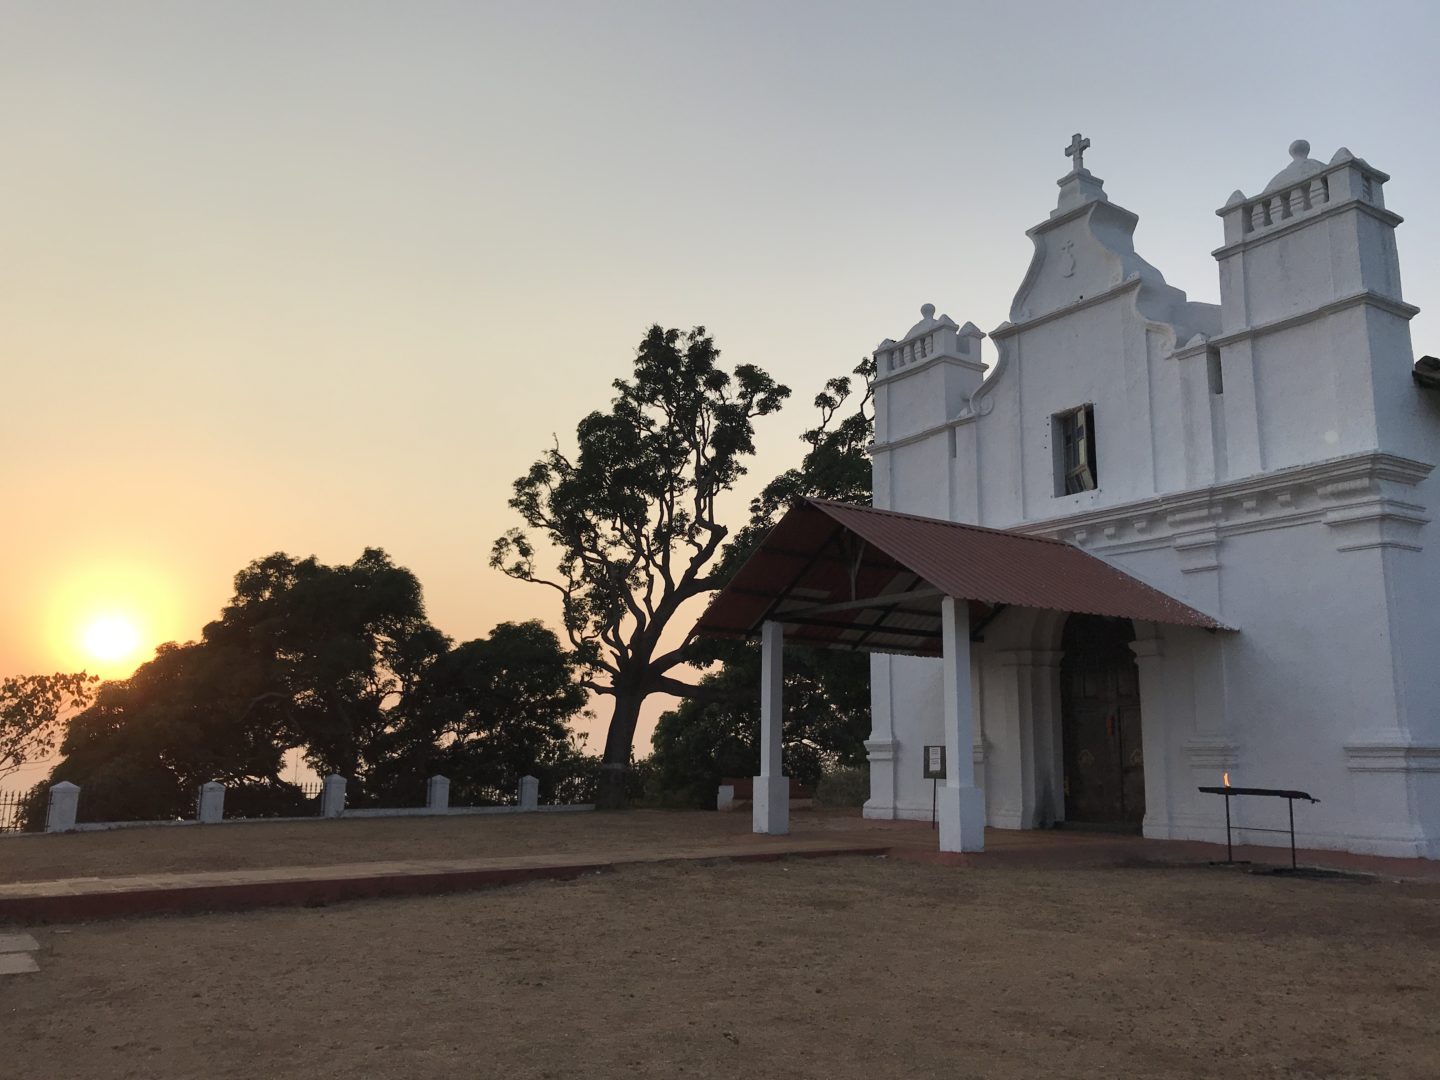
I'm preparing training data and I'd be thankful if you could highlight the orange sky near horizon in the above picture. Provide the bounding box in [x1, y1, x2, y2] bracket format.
[4, 1, 1438, 789]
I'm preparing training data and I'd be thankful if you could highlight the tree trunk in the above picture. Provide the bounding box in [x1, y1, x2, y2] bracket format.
[595, 692, 644, 809]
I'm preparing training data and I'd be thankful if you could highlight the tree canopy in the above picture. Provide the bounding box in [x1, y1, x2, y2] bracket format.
[32, 550, 592, 824]
[648, 643, 870, 808]
[0, 672, 96, 780]
[368, 620, 594, 806]
[492, 325, 789, 805]
[205, 548, 450, 785]
[649, 356, 877, 806]
[50, 639, 293, 821]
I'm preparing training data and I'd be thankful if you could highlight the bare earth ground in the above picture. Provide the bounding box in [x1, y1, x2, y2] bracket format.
[4, 844, 1440, 1078]
[0, 810, 765, 883]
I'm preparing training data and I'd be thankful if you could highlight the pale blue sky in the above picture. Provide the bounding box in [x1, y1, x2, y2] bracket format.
[3, 0, 1437, 759]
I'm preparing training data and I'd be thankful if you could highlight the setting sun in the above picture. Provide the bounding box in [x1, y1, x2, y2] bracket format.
[34, 557, 184, 681]
[82, 615, 142, 664]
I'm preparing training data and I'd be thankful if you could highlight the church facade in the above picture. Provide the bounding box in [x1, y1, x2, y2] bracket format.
[863, 138, 1440, 858]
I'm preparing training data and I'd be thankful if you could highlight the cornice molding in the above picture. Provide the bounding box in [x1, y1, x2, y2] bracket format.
[1344, 739, 1440, 773]
[873, 350, 986, 388]
[1184, 738, 1240, 770]
[1204, 290, 1420, 353]
[864, 738, 897, 763]
[1211, 197, 1403, 259]
[990, 276, 1143, 340]
[1012, 452, 1433, 555]
[871, 419, 958, 454]
[1129, 638, 1165, 661]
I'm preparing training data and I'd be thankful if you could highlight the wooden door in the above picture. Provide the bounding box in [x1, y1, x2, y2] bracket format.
[1060, 616, 1145, 828]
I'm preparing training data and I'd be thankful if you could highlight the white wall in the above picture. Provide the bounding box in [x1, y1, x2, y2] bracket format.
[866, 144, 1440, 858]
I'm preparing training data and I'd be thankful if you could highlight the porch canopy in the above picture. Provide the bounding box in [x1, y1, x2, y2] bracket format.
[694, 498, 1225, 853]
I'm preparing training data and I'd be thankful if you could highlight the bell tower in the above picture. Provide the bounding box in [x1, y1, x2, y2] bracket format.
[870, 305, 985, 519]
[1211, 140, 1424, 475]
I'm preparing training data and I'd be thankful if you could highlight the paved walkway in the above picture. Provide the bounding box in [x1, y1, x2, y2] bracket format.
[6, 814, 1439, 925]
[0, 931, 40, 975]
[801, 815, 1440, 880]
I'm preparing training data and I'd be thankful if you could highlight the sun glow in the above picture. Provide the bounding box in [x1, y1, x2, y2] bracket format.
[82, 615, 142, 663]
[40, 558, 182, 679]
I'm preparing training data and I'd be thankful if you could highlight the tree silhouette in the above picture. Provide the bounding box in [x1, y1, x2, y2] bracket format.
[0, 672, 95, 780]
[650, 356, 876, 805]
[492, 325, 789, 806]
[36, 551, 592, 823]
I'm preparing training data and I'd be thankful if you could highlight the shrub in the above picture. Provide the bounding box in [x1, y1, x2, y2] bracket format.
[814, 764, 869, 808]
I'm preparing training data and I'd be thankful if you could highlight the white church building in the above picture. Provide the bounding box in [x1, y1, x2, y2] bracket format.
[701, 136, 1440, 858]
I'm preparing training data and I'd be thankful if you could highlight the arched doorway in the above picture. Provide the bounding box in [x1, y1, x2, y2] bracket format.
[1060, 614, 1144, 828]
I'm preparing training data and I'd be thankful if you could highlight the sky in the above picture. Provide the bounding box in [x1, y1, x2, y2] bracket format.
[3, 0, 1439, 785]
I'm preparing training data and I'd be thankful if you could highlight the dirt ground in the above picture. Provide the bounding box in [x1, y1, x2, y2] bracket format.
[0, 810, 765, 883]
[4, 855, 1440, 1080]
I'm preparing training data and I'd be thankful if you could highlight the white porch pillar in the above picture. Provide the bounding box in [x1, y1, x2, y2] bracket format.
[938, 596, 986, 851]
[753, 619, 789, 835]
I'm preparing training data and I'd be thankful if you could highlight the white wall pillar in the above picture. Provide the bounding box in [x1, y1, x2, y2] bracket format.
[753, 619, 789, 835]
[426, 774, 450, 811]
[991, 648, 1065, 829]
[197, 781, 225, 824]
[863, 654, 899, 820]
[1130, 630, 1171, 838]
[46, 781, 79, 833]
[1031, 650, 1065, 827]
[938, 596, 985, 851]
[320, 774, 347, 818]
[518, 774, 539, 811]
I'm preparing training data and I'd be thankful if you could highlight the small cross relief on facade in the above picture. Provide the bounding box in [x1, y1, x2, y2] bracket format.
[1060, 240, 1076, 277]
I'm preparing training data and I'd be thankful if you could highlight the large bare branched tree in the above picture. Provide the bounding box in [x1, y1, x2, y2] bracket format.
[491, 324, 789, 806]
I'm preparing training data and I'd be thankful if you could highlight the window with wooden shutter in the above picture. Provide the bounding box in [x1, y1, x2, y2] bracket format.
[1055, 404, 1098, 495]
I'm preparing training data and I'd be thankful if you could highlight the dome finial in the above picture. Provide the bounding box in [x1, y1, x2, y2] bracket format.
[1289, 139, 1311, 162]
[920, 303, 936, 320]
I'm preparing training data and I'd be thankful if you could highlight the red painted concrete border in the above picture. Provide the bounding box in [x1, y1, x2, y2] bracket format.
[0, 845, 890, 924]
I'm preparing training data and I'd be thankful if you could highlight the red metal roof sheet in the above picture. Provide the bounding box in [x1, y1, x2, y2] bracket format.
[694, 498, 1227, 656]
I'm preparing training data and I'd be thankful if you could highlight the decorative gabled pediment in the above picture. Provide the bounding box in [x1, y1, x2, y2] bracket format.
[1000, 134, 1217, 337]
[1010, 212, 1134, 323]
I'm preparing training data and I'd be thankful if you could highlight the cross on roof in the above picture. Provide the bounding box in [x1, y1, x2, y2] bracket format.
[1065, 132, 1090, 172]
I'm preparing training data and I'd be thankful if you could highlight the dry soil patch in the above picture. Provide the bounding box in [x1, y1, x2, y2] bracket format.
[4, 857, 1439, 1079]
[0, 809, 760, 883]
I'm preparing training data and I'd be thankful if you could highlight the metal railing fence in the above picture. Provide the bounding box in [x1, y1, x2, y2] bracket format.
[0, 789, 27, 833]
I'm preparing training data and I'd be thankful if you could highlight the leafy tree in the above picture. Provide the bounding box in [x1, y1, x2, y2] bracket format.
[718, 355, 876, 577]
[492, 325, 789, 806]
[47, 640, 297, 822]
[649, 357, 877, 805]
[648, 645, 869, 808]
[36, 552, 595, 822]
[0, 672, 95, 780]
[368, 620, 592, 805]
[206, 548, 451, 789]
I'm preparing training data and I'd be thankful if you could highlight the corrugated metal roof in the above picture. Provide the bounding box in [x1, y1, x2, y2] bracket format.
[694, 498, 1227, 656]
